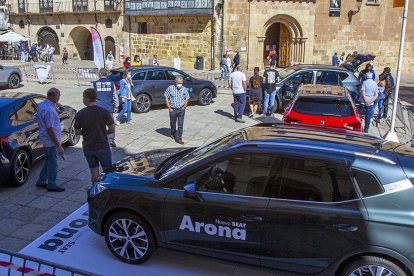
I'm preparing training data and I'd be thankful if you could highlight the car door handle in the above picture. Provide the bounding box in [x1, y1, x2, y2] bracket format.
[334, 224, 358, 232]
[241, 214, 262, 222]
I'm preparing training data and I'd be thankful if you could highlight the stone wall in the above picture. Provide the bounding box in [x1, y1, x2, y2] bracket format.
[129, 16, 212, 70]
[312, 0, 414, 75]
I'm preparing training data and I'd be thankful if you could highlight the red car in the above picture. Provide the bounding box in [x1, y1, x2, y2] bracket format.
[283, 84, 363, 132]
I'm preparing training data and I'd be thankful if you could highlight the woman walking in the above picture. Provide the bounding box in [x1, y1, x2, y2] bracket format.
[132, 55, 142, 66]
[62, 47, 68, 64]
[248, 67, 263, 118]
[123, 57, 131, 69]
[116, 71, 134, 125]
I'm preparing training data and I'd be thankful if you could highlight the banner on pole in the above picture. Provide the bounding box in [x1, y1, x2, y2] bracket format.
[90, 27, 104, 69]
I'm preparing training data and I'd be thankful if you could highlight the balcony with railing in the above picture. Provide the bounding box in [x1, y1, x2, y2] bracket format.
[9, 0, 121, 14]
[125, 0, 213, 16]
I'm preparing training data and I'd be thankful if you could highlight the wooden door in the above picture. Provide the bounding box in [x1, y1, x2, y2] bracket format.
[278, 24, 290, 67]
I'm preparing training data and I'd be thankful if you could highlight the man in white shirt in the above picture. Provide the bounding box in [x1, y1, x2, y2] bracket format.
[361, 72, 378, 133]
[229, 65, 247, 123]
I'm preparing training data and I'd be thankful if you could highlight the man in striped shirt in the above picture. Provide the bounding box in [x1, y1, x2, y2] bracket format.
[164, 76, 190, 145]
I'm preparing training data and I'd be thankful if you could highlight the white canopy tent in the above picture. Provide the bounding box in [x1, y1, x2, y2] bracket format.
[0, 31, 29, 43]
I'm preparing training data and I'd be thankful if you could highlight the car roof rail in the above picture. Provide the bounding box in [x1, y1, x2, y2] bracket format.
[233, 141, 396, 165]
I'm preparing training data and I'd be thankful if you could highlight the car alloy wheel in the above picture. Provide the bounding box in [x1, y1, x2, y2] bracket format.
[199, 88, 213, 105]
[134, 94, 151, 113]
[12, 150, 30, 186]
[104, 213, 155, 264]
[348, 265, 397, 276]
[8, 74, 20, 89]
[66, 122, 80, 146]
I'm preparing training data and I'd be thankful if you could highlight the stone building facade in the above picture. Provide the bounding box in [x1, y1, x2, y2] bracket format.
[7, 0, 414, 74]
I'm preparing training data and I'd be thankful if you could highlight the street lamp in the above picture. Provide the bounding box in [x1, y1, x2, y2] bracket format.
[348, 0, 363, 23]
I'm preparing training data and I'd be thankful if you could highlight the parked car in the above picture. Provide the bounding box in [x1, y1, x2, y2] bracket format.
[0, 64, 22, 89]
[274, 54, 375, 109]
[0, 92, 79, 186]
[283, 84, 363, 132]
[108, 66, 217, 113]
[88, 123, 414, 276]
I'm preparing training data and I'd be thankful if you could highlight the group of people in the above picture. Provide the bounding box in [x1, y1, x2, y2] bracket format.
[358, 65, 395, 132]
[120, 54, 159, 70]
[228, 62, 279, 122]
[219, 52, 240, 80]
[34, 67, 188, 191]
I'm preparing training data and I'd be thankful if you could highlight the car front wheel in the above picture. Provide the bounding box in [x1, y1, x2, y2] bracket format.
[132, 94, 151, 113]
[10, 149, 31, 186]
[8, 74, 20, 89]
[104, 212, 156, 264]
[198, 88, 213, 105]
[340, 256, 407, 276]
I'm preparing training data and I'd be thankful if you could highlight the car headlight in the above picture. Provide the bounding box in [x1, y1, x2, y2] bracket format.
[88, 183, 108, 197]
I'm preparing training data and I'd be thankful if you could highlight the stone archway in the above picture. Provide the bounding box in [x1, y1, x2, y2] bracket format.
[104, 36, 115, 60]
[260, 14, 306, 67]
[69, 26, 93, 60]
[37, 27, 60, 54]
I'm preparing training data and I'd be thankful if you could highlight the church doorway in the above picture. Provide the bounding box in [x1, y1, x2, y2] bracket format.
[263, 23, 290, 67]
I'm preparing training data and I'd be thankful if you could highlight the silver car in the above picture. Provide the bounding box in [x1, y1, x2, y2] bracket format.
[0, 64, 22, 89]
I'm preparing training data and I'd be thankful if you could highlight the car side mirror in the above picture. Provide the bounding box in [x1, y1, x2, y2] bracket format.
[183, 183, 197, 199]
[185, 76, 192, 82]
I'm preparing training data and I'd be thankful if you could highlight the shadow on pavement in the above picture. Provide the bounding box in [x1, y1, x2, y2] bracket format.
[155, 127, 172, 138]
[254, 115, 282, 124]
[214, 109, 234, 120]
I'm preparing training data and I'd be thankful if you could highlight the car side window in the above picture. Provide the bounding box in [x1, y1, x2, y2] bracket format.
[32, 96, 46, 105]
[277, 157, 357, 202]
[132, 71, 146, 81]
[146, 70, 166, 81]
[166, 70, 187, 81]
[316, 71, 340, 86]
[10, 100, 37, 125]
[185, 154, 274, 197]
[289, 72, 313, 85]
[351, 168, 384, 197]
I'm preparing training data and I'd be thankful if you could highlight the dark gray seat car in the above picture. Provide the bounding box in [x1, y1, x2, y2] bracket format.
[274, 54, 375, 109]
[109, 66, 217, 113]
[0, 64, 22, 89]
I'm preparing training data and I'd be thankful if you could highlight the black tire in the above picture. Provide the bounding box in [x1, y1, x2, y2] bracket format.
[340, 256, 407, 276]
[10, 149, 31, 186]
[198, 88, 213, 105]
[8, 73, 20, 89]
[104, 212, 156, 264]
[132, 94, 151, 113]
[66, 120, 80, 146]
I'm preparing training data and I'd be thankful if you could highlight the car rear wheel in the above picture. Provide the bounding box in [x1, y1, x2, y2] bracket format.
[132, 94, 151, 113]
[66, 121, 80, 146]
[10, 150, 31, 186]
[8, 74, 20, 89]
[198, 88, 213, 105]
[340, 256, 407, 276]
[104, 212, 156, 264]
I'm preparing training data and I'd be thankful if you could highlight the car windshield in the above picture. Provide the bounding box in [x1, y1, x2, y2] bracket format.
[278, 68, 296, 80]
[160, 132, 245, 178]
[293, 98, 354, 117]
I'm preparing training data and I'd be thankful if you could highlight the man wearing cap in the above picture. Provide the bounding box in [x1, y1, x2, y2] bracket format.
[91, 68, 119, 147]
[361, 72, 378, 133]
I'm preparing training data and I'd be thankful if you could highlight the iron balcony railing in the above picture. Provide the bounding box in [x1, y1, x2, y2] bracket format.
[9, 0, 120, 14]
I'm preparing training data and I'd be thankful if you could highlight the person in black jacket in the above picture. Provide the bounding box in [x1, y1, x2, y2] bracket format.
[378, 67, 395, 121]
[232, 52, 240, 72]
[91, 68, 119, 147]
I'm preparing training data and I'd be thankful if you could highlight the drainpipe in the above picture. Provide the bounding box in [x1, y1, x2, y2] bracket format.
[210, 4, 215, 70]
[128, 16, 132, 59]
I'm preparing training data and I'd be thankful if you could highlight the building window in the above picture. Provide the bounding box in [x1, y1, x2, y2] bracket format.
[137, 22, 147, 34]
[19, 20, 25, 29]
[104, 0, 115, 11]
[18, 0, 25, 13]
[105, 18, 113, 28]
[39, 0, 53, 12]
[366, 0, 380, 5]
[73, 0, 88, 11]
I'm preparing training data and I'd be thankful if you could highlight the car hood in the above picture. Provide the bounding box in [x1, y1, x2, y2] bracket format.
[106, 147, 191, 178]
[340, 54, 376, 72]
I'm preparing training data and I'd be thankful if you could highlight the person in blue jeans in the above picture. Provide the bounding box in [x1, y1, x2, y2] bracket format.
[35, 88, 65, 192]
[263, 63, 279, 116]
[361, 72, 378, 133]
[220, 54, 229, 80]
[116, 71, 133, 125]
[229, 65, 247, 123]
[374, 80, 385, 122]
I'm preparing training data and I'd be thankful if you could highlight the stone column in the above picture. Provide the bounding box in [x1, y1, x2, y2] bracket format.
[255, 36, 266, 70]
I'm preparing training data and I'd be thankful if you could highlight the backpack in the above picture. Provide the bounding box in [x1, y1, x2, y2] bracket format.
[252, 76, 261, 89]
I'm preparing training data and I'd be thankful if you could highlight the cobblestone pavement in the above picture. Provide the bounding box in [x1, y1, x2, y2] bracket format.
[0, 62, 412, 253]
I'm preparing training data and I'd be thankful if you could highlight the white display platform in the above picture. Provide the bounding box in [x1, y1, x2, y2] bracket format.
[17, 204, 276, 276]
